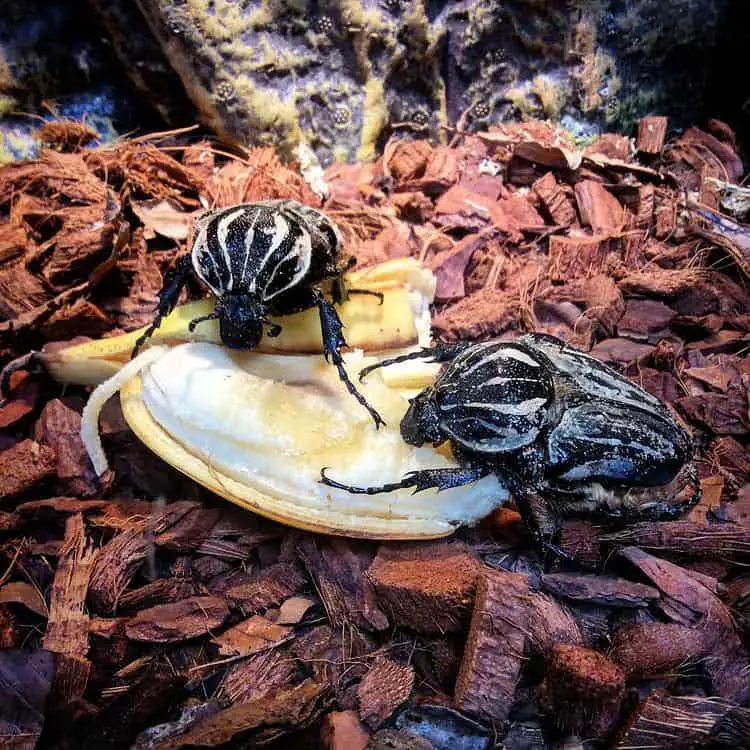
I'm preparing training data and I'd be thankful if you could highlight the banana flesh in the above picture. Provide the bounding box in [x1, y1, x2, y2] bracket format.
[70, 257, 506, 539]
[42, 258, 436, 387]
[112, 343, 506, 539]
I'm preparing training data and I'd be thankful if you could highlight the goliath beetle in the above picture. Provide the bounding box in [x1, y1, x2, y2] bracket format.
[320, 332, 701, 558]
[132, 199, 385, 427]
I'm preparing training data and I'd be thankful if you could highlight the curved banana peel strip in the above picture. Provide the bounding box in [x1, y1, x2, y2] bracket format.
[43, 258, 436, 387]
[81, 343, 507, 539]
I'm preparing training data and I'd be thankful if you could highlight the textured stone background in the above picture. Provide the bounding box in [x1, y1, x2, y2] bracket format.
[1, 0, 748, 165]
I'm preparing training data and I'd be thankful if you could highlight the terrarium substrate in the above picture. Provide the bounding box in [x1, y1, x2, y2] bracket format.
[0, 118, 749, 749]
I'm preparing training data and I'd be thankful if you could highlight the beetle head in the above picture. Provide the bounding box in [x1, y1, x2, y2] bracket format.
[401, 388, 443, 446]
[217, 294, 267, 349]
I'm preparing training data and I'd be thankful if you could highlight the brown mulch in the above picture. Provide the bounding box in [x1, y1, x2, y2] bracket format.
[0, 118, 749, 749]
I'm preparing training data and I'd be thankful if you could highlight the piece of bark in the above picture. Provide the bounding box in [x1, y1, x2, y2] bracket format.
[43, 513, 98, 705]
[117, 578, 198, 614]
[537, 644, 626, 737]
[603, 520, 750, 562]
[581, 274, 625, 336]
[34, 398, 101, 496]
[79, 662, 188, 750]
[0, 263, 52, 319]
[276, 595, 317, 625]
[526, 592, 585, 655]
[392, 191, 434, 223]
[636, 116, 668, 154]
[0, 581, 48, 618]
[357, 658, 414, 730]
[609, 621, 723, 679]
[574, 181, 625, 233]
[675, 390, 750, 435]
[154, 506, 220, 552]
[0, 374, 40, 429]
[367, 541, 479, 634]
[321, 710, 370, 750]
[454, 568, 528, 725]
[125, 596, 229, 643]
[617, 547, 733, 628]
[133, 678, 330, 749]
[384, 139, 432, 182]
[532, 172, 578, 226]
[213, 614, 293, 657]
[617, 298, 676, 342]
[433, 287, 520, 341]
[589, 337, 655, 366]
[615, 691, 734, 749]
[88, 530, 150, 614]
[0, 439, 56, 500]
[219, 561, 307, 613]
[0, 649, 57, 750]
[548, 234, 609, 280]
[557, 520, 601, 565]
[219, 647, 298, 705]
[297, 537, 388, 632]
[541, 574, 659, 608]
[429, 230, 498, 302]
[38, 297, 113, 340]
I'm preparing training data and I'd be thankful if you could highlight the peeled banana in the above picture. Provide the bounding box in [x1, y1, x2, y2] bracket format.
[69, 258, 508, 539]
[41, 258, 436, 387]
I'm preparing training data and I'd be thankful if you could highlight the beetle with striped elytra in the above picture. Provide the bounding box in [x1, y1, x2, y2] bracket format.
[320, 332, 702, 560]
[132, 199, 386, 427]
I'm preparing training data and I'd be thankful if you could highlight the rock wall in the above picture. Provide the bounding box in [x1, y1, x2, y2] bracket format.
[123, 0, 727, 165]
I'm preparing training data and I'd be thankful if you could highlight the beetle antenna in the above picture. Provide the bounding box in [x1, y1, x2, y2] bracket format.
[188, 311, 221, 332]
[358, 342, 472, 382]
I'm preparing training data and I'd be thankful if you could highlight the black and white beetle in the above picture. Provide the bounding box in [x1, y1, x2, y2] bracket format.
[132, 199, 385, 427]
[320, 332, 702, 558]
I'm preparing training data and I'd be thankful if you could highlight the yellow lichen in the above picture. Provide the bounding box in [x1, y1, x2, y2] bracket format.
[358, 77, 387, 162]
[232, 75, 303, 156]
[532, 74, 567, 122]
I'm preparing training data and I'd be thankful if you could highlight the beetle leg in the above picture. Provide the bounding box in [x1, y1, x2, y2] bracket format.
[132, 254, 193, 358]
[512, 491, 576, 564]
[358, 341, 473, 382]
[319, 465, 490, 494]
[313, 289, 386, 429]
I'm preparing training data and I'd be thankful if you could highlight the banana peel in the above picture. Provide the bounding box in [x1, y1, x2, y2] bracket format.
[40, 258, 436, 387]
[81, 342, 506, 539]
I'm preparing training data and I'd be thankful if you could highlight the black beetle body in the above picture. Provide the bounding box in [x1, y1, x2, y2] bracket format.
[321, 332, 701, 558]
[132, 199, 384, 427]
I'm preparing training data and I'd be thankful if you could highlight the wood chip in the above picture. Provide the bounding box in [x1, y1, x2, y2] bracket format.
[574, 181, 625, 233]
[367, 541, 479, 634]
[213, 614, 292, 656]
[532, 172, 578, 226]
[219, 562, 307, 613]
[357, 658, 414, 730]
[43, 513, 97, 704]
[540, 574, 659, 608]
[321, 710, 370, 750]
[537, 644, 625, 736]
[298, 537, 388, 632]
[0, 439, 56, 499]
[454, 568, 528, 725]
[636, 116, 668, 154]
[125, 596, 229, 643]
[609, 621, 723, 679]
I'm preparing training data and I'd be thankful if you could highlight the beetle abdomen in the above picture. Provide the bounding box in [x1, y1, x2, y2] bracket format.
[191, 203, 313, 300]
[437, 342, 554, 453]
[546, 401, 690, 487]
